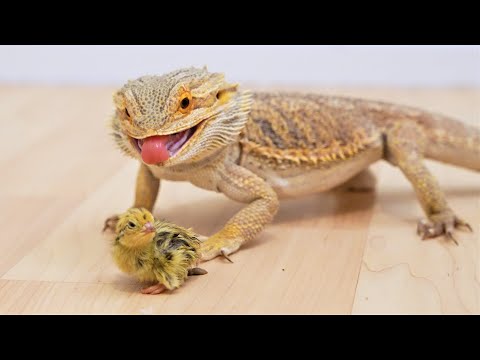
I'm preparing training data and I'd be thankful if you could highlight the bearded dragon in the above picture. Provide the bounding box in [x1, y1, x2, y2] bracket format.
[106, 67, 478, 262]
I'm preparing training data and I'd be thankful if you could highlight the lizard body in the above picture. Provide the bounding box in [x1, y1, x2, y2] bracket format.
[108, 67, 478, 261]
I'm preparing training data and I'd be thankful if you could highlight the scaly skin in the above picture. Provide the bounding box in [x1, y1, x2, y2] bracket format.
[107, 67, 479, 261]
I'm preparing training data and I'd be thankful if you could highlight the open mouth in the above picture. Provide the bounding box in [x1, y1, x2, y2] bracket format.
[130, 125, 197, 165]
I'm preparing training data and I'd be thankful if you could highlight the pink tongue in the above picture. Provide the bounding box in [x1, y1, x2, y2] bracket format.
[141, 136, 171, 164]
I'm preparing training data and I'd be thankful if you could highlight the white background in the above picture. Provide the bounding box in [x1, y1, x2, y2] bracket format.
[0, 45, 479, 87]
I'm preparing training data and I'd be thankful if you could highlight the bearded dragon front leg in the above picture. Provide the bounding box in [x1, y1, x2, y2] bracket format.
[133, 163, 160, 210]
[200, 162, 279, 262]
[103, 163, 160, 232]
[385, 122, 472, 244]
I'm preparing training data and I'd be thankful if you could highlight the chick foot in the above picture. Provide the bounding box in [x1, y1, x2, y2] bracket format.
[141, 283, 166, 295]
[103, 215, 119, 233]
[417, 211, 472, 245]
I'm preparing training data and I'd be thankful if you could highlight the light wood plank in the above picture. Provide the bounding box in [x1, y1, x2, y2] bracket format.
[0, 86, 478, 314]
[352, 162, 480, 314]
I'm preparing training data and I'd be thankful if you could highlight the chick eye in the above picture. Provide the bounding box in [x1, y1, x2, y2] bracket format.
[127, 221, 135, 228]
[180, 97, 190, 109]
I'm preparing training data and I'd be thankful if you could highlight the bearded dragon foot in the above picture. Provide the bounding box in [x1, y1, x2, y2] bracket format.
[417, 211, 473, 245]
[200, 236, 241, 263]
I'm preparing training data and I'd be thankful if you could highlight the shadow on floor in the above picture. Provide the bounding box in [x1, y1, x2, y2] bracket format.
[160, 190, 379, 231]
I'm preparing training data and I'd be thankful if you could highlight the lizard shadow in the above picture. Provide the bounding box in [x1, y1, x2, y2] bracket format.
[275, 190, 377, 225]
[159, 184, 479, 232]
[151, 185, 477, 256]
[160, 190, 378, 247]
[376, 186, 479, 222]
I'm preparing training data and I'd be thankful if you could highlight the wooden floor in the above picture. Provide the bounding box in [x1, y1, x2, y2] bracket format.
[0, 86, 479, 314]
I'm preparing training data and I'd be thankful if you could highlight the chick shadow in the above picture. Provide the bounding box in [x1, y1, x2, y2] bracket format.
[110, 267, 211, 297]
[109, 273, 143, 294]
[110, 273, 181, 297]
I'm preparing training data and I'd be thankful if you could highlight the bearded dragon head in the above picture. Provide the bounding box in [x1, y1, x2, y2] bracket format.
[110, 67, 252, 166]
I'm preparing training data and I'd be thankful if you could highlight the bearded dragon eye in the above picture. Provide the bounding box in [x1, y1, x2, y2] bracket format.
[178, 90, 193, 113]
[125, 108, 130, 117]
[180, 97, 190, 109]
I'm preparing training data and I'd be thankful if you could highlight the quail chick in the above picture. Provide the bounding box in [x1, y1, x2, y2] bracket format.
[112, 207, 207, 295]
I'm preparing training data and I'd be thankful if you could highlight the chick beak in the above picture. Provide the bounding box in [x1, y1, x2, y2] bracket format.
[142, 222, 154, 234]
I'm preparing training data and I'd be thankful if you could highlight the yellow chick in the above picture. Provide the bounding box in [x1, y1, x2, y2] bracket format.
[112, 207, 206, 295]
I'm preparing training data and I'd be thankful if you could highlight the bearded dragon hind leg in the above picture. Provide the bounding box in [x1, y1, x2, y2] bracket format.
[384, 122, 472, 245]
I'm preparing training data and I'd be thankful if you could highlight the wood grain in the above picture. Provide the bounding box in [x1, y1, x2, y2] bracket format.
[0, 86, 478, 314]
